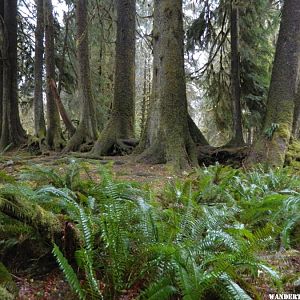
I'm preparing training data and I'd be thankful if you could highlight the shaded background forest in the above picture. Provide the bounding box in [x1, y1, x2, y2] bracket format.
[5, 0, 300, 170]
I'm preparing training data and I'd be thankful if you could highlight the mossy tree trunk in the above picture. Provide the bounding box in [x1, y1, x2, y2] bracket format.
[64, 0, 98, 152]
[228, 2, 244, 147]
[90, 0, 136, 156]
[0, 0, 3, 137]
[34, 0, 46, 140]
[44, 0, 64, 151]
[246, 0, 300, 167]
[292, 81, 300, 138]
[0, 0, 26, 151]
[138, 0, 198, 169]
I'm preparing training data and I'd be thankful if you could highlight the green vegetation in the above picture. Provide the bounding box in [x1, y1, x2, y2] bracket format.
[0, 161, 300, 299]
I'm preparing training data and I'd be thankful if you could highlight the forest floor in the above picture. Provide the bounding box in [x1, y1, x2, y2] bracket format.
[1, 150, 300, 299]
[0, 151, 180, 300]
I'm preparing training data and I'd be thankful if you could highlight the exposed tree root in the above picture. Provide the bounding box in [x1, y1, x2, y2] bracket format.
[198, 145, 249, 166]
[91, 133, 139, 157]
[137, 139, 198, 171]
[63, 126, 94, 153]
[26, 135, 47, 156]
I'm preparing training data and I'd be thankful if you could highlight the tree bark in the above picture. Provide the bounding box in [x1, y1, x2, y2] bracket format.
[44, 0, 64, 150]
[0, 0, 3, 137]
[246, 0, 300, 167]
[140, 58, 149, 135]
[0, 0, 26, 151]
[292, 81, 300, 138]
[64, 0, 98, 152]
[138, 0, 198, 169]
[188, 114, 209, 145]
[228, 3, 244, 146]
[34, 0, 46, 140]
[90, 0, 135, 156]
[50, 79, 76, 137]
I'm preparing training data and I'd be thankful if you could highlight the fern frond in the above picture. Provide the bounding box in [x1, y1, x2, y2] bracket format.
[140, 277, 176, 300]
[52, 244, 86, 300]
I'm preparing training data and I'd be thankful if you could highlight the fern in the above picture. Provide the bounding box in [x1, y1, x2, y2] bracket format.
[52, 244, 86, 300]
[140, 277, 176, 300]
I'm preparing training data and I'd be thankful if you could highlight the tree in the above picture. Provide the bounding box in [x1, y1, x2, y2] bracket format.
[0, 0, 3, 137]
[186, 0, 276, 146]
[90, 0, 136, 156]
[44, 0, 64, 150]
[292, 81, 300, 138]
[34, 0, 46, 139]
[0, 0, 26, 150]
[138, 0, 198, 169]
[228, 2, 244, 146]
[246, 0, 300, 166]
[64, 0, 98, 152]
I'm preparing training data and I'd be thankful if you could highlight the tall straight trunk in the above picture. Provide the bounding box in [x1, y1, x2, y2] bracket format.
[64, 0, 98, 152]
[34, 0, 46, 139]
[90, 0, 136, 156]
[292, 82, 300, 138]
[0, 0, 3, 136]
[44, 0, 63, 150]
[0, 0, 26, 151]
[246, 0, 300, 167]
[138, 0, 197, 169]
[140, 58, 148, 135]
[228, 3, 244, 146]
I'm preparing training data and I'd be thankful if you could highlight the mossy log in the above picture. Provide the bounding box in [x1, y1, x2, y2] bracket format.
[0, 195, 61, 241]
[0, 195, 78, 273]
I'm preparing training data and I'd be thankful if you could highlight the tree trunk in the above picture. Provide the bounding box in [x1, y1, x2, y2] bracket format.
[188, 114, 209, 145]
[246, 0, 300, 167]
[50, 79, 76, 137]
[34, 0, 46, 140]
[140, 58, 149, 135]
[64, 0, 98, 152]
[44, 0, 64, 150]
[90, 0, 136, 156]
[138, 0, 198, 169]
[0, 0, 26, 151]
[228, 3, 244, 146]
[292, 82, 300, 138]
[0, 0, 3, 137]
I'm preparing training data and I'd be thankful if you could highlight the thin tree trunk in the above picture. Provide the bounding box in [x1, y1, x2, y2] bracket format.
[0, 0, 26, 151]
[44, 0, 64, 150]
[34, 0, 46, 139]
[228, 3, 244, 146]
[246, 0, 300, 167]
[90, 0, 136, 156]
[64, 0, 98, 152]
[50, 78, 76, 137]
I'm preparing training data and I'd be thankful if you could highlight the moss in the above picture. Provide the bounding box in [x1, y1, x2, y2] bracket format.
[285, 139, 300, 166]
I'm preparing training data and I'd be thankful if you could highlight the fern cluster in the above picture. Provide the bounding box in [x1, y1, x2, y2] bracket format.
[1, 161, 300, 299]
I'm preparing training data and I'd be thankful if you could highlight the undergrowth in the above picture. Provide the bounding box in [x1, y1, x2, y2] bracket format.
[0, 160, 300, 299]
